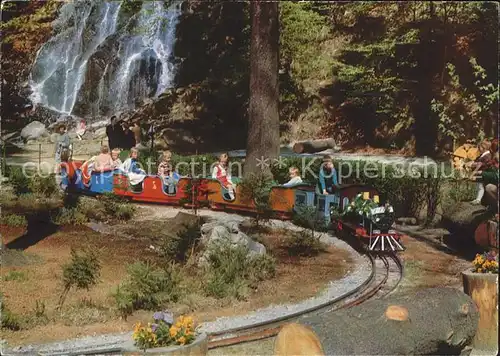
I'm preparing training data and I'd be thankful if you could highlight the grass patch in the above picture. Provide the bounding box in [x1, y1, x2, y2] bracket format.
[3, 270, 28, 282]
[1, 249, 42, 267]
[0, 214, 27, 227]
[1, 293, 21, 331]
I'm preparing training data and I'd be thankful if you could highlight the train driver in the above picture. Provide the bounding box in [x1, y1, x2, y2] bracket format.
[318, 155, 339, 195]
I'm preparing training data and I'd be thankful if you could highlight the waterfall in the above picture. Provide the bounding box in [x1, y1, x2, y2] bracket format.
[29, 0, 181, 117]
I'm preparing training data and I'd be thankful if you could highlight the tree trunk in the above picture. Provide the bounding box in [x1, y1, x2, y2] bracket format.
[462, 272, 498, 353]
[299, 287, 478, 355]
[292, 139, 337, 154]
[244, 0, 280, 176]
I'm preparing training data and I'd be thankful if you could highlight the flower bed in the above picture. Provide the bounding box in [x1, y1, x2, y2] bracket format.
[133, 312, 197, 350]
[471, 251, 498, 273]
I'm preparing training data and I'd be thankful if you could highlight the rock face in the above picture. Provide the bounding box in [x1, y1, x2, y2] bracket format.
[199, 217, 266, 266]
[300, 287, 479, 355]
[20, 121, 47, 141]
[93, 127, 107, 139]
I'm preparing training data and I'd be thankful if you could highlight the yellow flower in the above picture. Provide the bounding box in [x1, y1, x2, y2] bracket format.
[184, 316, 194, 326]
[478, 268, 483, 273]
[178, 336, 186, 345]
[169, 326, 178, 338]
[134, 322, 142, 333]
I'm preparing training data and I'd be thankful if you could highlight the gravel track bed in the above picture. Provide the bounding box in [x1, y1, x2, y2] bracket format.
[5, 208, 371, 355]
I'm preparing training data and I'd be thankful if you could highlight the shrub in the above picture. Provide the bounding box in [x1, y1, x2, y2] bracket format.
[203, 243, 276, 300]
[239, 172, 275, 227]
[113, 262, 181, 318]
[285, 231, 326, 257]
[157, 223, 201, 263]
[0, 214, 27, 227]
[98, 193, 136, 221]
[58, 249, 101, 310]
[1, 293, 21, 331]
[292, 205, 328, 235]
[28, 173, 59, 197]
[7, 166, 31, 195]
[52, 207, 88, 225]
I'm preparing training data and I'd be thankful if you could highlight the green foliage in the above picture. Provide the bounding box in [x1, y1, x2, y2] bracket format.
[285, 231, 326, 257]
[0, 213, 27, 227]
[113, 262, 181, 318]
[203, 243, 276, 300]
[3, 270, 27, 282]
[292, 205, 328, 236]
[157, 223, 201, 263]
[97, 193, 136, 221]
[239, 172, 275, 226]
[58, 249, 101, 310]
[1, 293, 21, 331]
[7, 166, 31, 195]
[52, 207, 88, 226]
[431, 58, 498, 142]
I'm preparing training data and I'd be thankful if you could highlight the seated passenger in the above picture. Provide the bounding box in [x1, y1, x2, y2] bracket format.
[212, 153, 235, 200]
[283, 167, 303, 187]
[111, 148, 122, 169]
[80, 156, 97, 186]
[158, 150, 180, 195]
[471, 140, 492, 205]
[120, 147, 146, 187]
[94, 145, 114, 172]
[318, 155, 339, 195]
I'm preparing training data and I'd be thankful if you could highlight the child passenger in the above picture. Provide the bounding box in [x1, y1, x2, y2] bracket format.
[94, 145, 113, 172]
[212, 153, 235, 200]
[318, 155, 339, 195]
[120, 147, 146, 186]
[471, 140, 492, 205]
[157, 150, 180, 194]
[283, 167, 303, 187]
[111, 148, 122, 169]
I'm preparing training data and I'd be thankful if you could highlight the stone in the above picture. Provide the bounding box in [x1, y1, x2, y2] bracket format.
[385, 305, 409, 321]
[89, 120, 109, 130]
[50, 132, 59, 144]
[20, 121, 47, 141]
[93, 127, 107, 139]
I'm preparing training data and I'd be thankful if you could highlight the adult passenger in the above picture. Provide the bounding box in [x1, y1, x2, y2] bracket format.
[106, 115, 121, 150]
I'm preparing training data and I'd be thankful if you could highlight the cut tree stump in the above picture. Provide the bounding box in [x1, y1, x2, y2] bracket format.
[299, 287, 478, 355]
[473, 220, 499, 250]
[292, 139, 337, 154]
[462, 271, 498, 354]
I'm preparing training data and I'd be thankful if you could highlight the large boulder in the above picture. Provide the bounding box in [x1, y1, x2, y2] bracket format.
[93, 127, 107, 139]
[199, 218, 266, 266]
[20, 121, 47, 141]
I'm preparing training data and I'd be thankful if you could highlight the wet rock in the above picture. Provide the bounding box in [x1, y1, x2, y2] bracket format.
[93, 127, 107, 139]
[20, 121, 47, 141]
[89, 120, 109, 130]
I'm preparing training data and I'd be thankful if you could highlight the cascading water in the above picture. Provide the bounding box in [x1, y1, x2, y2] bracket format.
[29, 0, 181, 117]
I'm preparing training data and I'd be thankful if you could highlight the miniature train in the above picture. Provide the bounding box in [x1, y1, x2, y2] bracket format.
[60, 162, 404, 252]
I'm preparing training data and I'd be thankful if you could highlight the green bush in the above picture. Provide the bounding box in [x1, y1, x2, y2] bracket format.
[28, 173, 59, 197]
[292, 205, 328, 234]
[113, 262, 181, 318]
[203, 243, 276, 300]
[58, 249, 101, 309]
[98, 193, 136, 221]
[0, 214, 27, 227]
[285, 231, 326, 257]
[239, 171, 275, 226]
[7, 166, 31, 195]
[52, 207, 88, 225]
[1, 293, 21, 331]
[158, 223, 201, 263]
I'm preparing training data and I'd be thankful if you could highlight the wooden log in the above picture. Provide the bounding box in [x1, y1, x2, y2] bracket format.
[299, 287, 479, 355]
[292, 139, 337, 154]
[462, 271, 498, 353]
[474, 220, 499, 250]
[441, 202, 493, 241]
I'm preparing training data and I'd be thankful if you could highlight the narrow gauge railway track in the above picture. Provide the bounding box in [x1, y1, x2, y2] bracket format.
[32, 254, 402, 356]
[207, 253, 403, 350]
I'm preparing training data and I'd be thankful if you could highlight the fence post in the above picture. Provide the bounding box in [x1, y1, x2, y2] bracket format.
[39, 143, 41, 168]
